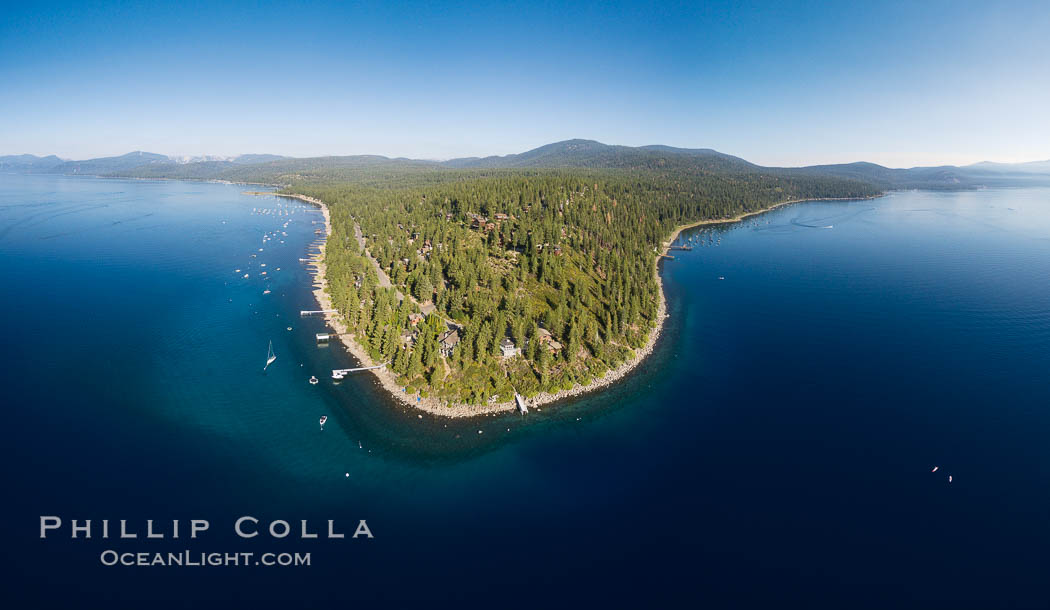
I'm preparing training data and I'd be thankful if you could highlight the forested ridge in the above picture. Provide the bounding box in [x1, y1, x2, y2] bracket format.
[289, 168, 879, 405]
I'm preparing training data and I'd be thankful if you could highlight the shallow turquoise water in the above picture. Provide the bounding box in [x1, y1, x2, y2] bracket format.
[4, 175, 1050, 606]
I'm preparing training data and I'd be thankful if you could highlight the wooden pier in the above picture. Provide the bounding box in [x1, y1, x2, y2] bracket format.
[515, 393, 529, 415]
[300, 309, 336, 316]
[332, 363, 387, 378]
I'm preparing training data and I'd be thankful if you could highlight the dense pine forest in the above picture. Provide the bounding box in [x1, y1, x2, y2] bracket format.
[287, 168, 879, 405]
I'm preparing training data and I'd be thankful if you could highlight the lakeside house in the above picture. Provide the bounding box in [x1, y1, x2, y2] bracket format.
[440, 329, 460, 356]
[534, 327, 563, 353]
[500, 337, 520, 358]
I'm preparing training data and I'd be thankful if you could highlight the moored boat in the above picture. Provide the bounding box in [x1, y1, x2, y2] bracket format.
[263, 340, 276, 371]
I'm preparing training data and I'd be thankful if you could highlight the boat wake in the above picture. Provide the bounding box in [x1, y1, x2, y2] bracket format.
[791, 219, 834, 229]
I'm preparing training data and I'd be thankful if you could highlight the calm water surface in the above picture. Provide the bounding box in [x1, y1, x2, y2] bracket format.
[3, 175, 1050, 607]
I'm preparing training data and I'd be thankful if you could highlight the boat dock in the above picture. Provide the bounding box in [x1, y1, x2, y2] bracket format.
[332, 363, 387, 378]
[514, 393, 529, 415]
[300, 309, 336, 316]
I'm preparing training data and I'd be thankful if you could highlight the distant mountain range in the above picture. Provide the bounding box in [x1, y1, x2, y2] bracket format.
[0, 154, 66, 172]
[0, 151, 288, 175]
[3, 140, 1049, 189]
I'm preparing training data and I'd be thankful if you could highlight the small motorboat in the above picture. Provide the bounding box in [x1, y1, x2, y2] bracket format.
[319, 415, 327, 429]
[263, 289, 271, 295]
[309, 375, 319, 385]
[931, 466, 939, 473]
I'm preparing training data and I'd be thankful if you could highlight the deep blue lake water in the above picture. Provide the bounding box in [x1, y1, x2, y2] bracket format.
[2, 174, 1050, 607]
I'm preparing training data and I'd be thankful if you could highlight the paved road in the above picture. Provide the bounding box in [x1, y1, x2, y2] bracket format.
[354, 220, 437, 316]
[354, 222, 394, 289]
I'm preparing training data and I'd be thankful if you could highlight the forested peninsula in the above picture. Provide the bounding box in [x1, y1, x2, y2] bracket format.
[285, 166, 877, 412]
[43, 140, 896, 414]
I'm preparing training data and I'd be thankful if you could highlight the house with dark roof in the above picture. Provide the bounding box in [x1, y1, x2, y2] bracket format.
[440, 329, 460, 356]
[500, 337, 520, 358]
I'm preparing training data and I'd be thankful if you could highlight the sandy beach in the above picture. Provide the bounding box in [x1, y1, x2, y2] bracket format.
[285, 192, 880, 418]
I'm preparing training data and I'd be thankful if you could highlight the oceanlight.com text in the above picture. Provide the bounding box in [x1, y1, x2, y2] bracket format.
[99, 550, 311, 567]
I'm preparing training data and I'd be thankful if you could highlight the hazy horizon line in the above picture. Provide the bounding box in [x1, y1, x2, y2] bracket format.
[5, 142, 1049, 171]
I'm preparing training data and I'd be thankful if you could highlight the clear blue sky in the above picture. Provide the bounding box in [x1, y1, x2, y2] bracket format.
[2, 0, 1048, 167]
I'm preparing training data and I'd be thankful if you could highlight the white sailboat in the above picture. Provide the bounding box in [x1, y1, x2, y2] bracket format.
[264, 340, 276, 371]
